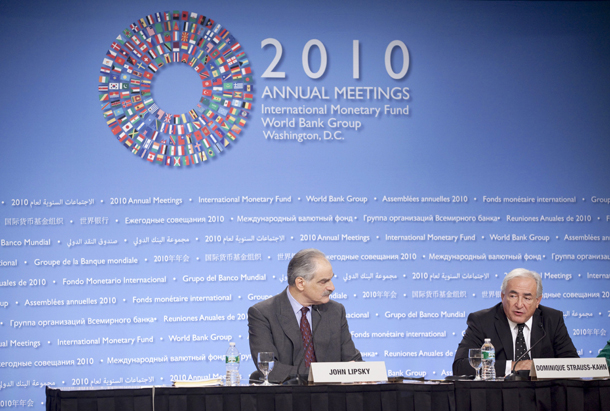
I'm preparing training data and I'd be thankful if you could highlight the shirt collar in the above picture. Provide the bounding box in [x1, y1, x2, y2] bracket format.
[286, 286, 306, 317]
[507, 315, 533, 331]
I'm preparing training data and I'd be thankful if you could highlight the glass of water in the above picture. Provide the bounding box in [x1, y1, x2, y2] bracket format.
[257, 352, 275, 385]
[469, 348, 483, 380]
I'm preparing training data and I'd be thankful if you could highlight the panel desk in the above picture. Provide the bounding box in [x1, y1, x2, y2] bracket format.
[46, 379, 610, 411]
[46, 383, 454, 411]
[453, 379, 610, 411]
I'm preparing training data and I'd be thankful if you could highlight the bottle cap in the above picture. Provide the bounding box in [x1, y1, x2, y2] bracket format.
[230, 342, 236, 346]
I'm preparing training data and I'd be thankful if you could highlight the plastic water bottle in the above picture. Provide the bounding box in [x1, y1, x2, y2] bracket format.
[225, 342, 241, 386]
[481, 338, 496, 380]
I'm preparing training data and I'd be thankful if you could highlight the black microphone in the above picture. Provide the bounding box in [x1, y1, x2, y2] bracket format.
[504, 322, 546, 381]
[283, 306, 322, 385]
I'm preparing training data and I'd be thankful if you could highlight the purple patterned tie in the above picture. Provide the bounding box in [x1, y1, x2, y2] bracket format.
[300, 307, 317, 367]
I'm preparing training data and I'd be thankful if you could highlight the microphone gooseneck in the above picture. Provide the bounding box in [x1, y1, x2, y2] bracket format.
[504, 321, 546, 381]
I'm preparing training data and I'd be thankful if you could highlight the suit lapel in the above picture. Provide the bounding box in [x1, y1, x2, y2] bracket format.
[494, 304, 514, 360]
[530, 309, 544, 358]
[277, 289, 305, 364]
[310, 304, 328, 361]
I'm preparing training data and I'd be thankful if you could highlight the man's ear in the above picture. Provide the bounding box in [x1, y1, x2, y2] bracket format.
[294, 276, 305, 291]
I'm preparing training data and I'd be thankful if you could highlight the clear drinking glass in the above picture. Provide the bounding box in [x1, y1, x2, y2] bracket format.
[468, 348, 483, 380]
[257, 352, 275, 385]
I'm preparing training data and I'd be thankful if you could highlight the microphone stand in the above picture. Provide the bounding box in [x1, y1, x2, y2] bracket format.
[283, 306, 322, 385]
[504, 322, 546, 381]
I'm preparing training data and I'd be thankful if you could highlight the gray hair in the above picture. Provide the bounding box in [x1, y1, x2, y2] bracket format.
[501, 268, 543, 298]
[287, 248, 327, 286]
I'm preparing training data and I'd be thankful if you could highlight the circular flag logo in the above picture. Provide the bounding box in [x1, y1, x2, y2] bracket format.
[98, 11, 253, 167]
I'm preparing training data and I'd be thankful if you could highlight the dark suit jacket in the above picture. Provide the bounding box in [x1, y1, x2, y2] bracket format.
[248, 288, 362, 383]
[453, 303, 578, 377]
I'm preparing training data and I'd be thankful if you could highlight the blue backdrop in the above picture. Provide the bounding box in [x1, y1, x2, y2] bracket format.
[1, 0, 609, 407]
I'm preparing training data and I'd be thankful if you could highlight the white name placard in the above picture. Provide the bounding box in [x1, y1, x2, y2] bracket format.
[530, 358, 609, 379]
[308, 361, 388, 384]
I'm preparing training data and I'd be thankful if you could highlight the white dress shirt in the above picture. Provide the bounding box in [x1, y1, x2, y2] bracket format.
[505, 316, 533, 375]
[286, 287, 312, 332]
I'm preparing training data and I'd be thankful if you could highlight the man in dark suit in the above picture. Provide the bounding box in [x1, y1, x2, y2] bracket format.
[453, 268, 578, 377]
[248, 248, 362, 383]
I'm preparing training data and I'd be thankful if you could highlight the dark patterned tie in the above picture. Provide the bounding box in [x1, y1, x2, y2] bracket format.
[300, 307, 317, 368]
[515, 323, 529, 361]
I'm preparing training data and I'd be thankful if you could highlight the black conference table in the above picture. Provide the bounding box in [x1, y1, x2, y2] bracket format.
[46, 378, 610, 411]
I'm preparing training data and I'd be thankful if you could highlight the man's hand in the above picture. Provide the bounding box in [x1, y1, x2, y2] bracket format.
[514, 359, 533, 371]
